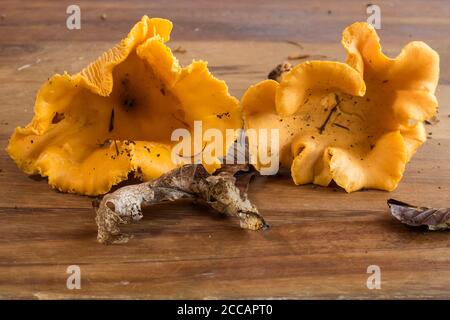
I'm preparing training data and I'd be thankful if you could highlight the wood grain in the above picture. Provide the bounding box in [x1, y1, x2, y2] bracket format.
[0, 0, 449, 299]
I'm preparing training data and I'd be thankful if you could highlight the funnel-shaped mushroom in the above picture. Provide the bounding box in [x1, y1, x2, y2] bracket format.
[243, 22, 439, 192]
[7, 16, 242, 195]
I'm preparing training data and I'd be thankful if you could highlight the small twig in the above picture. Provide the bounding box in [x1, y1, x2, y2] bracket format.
[172, 46, 187, 53]
[94, 164, 268, 244]
[287, 54, 310, 60]
[332, 123, 350, 131]
[176, 143, 207, 160]
[283, 40, 304, 49]
[113, 139, 119, 156]
[318, 94, 341, 134]
[171, 112, 190, 128]
[108, 109, 114, 132]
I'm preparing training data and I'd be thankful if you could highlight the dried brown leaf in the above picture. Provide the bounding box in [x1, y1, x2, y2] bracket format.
[94, 164, 268, 244]
[267, 62, 292, 82]
[387, 199, 450, 230]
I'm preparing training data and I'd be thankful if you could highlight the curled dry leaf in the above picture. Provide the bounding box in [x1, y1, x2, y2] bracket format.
[388, 199, 450, 230]
[267, 62, 292, 82]
[94, 164, 268, 244]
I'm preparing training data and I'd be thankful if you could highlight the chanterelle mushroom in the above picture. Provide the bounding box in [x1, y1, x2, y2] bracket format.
[242, 22, 439, 192]
[7, 16, 242, 195]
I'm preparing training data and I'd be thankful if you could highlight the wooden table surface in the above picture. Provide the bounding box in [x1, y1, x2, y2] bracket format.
[1, 0, 449, 299]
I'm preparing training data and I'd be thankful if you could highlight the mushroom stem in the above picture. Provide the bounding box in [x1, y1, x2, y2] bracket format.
[93, 164, 268, 244]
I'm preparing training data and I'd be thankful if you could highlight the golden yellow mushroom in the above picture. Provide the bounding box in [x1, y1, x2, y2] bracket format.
[7, 16, 242, 195]
[243, 22, 439, 192]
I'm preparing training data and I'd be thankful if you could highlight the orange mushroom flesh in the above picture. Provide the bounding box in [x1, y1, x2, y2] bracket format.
[243, 22, 439, 192]
[7, 16, 242, 195]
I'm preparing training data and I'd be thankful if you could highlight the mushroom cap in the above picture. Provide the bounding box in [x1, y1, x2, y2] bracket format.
[7, 16, 242, 195]
[242, 22, 439, 192]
